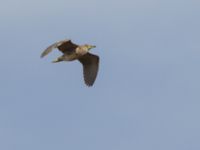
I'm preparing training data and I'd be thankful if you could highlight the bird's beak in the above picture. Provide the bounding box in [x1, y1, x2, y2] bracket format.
[89, 45, 96, 50]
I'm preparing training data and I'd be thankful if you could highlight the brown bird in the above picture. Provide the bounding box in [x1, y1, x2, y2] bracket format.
[41, 39, 99, 86]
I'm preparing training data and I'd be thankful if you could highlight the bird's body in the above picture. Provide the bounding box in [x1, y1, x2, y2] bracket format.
[41, 39, 99, 86]
[55, 45, 90, 62]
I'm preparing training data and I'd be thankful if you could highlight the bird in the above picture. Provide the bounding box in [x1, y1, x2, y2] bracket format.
[41, 39, 99, 86]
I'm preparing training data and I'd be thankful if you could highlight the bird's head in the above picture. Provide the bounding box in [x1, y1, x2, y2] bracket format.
[85, 44, 96, 51]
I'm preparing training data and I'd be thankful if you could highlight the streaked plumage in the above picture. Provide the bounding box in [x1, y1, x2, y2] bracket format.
[41, 39, 99, 86]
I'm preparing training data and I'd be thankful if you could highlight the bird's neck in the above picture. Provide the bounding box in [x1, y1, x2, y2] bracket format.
[76, 47, 88, 55]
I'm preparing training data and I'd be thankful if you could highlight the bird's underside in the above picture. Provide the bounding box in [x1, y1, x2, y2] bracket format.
[41, 39, 99, 86]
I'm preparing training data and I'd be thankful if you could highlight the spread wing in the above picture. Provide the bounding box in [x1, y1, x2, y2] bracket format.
[78, 53, 99, 86]
[40, 39, 78, 58]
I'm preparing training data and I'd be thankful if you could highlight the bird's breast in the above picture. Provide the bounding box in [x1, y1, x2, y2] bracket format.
[63, 47, 88, 61]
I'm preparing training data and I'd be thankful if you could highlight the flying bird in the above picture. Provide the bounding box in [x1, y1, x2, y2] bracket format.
[41, 39, 99, 86]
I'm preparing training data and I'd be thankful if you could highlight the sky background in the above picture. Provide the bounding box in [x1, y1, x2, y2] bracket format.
[0, 0, 200, 149]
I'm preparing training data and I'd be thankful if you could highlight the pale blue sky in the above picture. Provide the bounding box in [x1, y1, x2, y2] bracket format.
[0, 0, 200, 150]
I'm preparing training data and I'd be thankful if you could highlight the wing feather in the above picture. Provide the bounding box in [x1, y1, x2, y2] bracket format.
[40, 39, 70, 58]
[78, 53, 99, 86]
[57, 40, 78, 54]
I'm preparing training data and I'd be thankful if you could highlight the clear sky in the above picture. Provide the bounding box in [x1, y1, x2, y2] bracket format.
[0, 0, 200, 150]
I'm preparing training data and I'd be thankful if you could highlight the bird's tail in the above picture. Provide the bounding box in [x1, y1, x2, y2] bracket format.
[52, 58, 62, 63]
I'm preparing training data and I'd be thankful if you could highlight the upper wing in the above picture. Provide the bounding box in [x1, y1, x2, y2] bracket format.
[78, 53, 100, 86]
[40, 39, 76, 58]
[57, 40, 78, 54]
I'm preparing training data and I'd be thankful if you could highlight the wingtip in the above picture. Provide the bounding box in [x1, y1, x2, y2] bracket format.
[85, 83, 93, 87]
[40, 53, 45, 58]
[84, 80, 95, 87]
